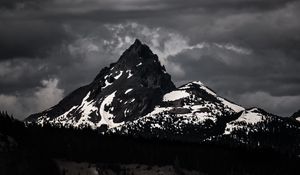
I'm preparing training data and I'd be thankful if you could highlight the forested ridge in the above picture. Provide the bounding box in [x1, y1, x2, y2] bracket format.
[0, 111, 299, 175]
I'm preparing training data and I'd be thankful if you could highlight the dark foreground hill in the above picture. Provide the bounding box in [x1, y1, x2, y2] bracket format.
[1, 112, 300, 175]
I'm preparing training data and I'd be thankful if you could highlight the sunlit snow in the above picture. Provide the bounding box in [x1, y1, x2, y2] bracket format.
[126, 70, 133, 78]
[98, 91, 124, 128]
[163, 90, 190, 101]
[114, 71, 123, 79]
[125, 88, 133, 94]
[224, 108, 266, 135]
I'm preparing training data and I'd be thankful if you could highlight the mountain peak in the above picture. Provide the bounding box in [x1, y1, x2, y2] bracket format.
[126, 39, 143, 52]
[118, 39, 157, 65]
[133, 39, 142, 47]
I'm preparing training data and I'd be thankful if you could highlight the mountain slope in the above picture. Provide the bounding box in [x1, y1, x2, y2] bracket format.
[224, 107, 280, 135]
[109, 81, 245, 139]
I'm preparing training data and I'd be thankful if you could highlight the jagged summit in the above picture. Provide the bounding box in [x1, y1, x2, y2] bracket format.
[127, 39, 151, 55]
[94, 39, 160, 80]
[116, 39, 160, 69]
[128, 39, 144, 52]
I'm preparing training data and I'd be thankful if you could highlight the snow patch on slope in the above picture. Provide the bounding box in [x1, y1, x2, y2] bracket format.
[196, 82, 244, 112]
[236, 108, 265, 124]
[224, 108, 266, 135]
[125, 88, 133, 94]
[102, 80, 112, 89]
[98, 91, 124, 128]
[163, 90, 190, 101]
[180, 81, 244, 112]
[200, 86, 216, 96]
[150, 106, 174, 115]
[189, 81, 203, 86]
[74, 92, 98, 128]
[114, 71, 123, 80]
[37, 92, 100, 128]
[136, 62, 142, 67]
[218, 97, 244, 112]
[126, 70, 133, 78]
[56, 106, 78, 126]
[78, 93, 97, 117]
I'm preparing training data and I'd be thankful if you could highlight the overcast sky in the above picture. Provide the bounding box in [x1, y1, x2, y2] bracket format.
[0, 0, 300, 119]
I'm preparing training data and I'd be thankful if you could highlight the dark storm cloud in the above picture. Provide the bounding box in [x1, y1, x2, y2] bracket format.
[170, 48, 300, 96]
[1, 0, 296, 21]
[158, 0, 297, 12]
[0, 0, 49, 10]
[0, 0, 300, 118]
[0, 21, 72, 60]
[168, 47, 300, 116]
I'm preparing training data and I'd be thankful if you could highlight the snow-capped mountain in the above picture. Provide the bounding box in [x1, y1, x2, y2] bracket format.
[26, 39, 300, 142]
[109, 81, 245, 136]
[26, 39, 175, 129]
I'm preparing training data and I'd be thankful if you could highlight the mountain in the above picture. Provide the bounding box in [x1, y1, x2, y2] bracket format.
[26, 39, 300, 145]
[26, 39, 176, 130]
[109, 81, 245, 139]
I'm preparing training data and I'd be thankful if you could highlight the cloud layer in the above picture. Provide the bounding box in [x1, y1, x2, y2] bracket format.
[0, 0, 300, 119]
[0, 78, 64, 117]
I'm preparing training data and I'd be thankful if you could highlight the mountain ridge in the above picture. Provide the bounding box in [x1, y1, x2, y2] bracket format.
[26, 39, 300, 142]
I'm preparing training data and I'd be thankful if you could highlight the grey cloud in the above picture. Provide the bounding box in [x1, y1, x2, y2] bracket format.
[0, 78, 64, 119]
[0, 0, 300, 118]
[0, 20, 72, 60]
[1, 0, 297, 22]
[234, 92, 300, 117]
[167, 44, 300, 116]
[170, 46, 300, 95]
[0, 0, 49, 10]
[0, 24, 121, 119]
[157, 0, 297, 13]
